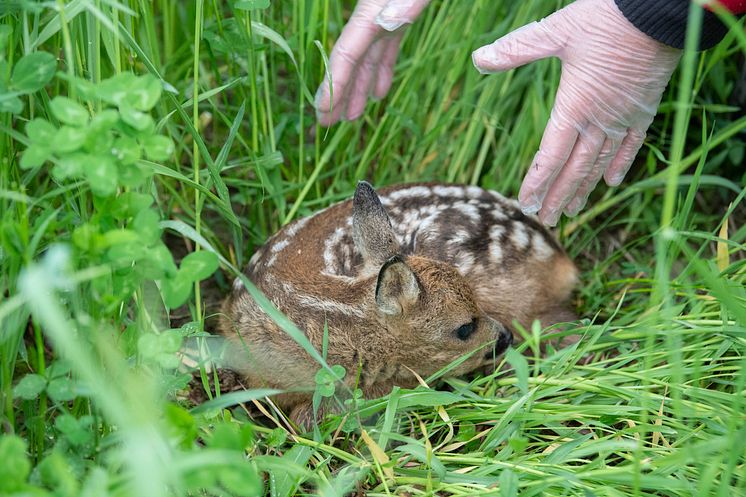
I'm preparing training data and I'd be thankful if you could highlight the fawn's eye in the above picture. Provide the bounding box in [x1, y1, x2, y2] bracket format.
[455, 319, 477, 341]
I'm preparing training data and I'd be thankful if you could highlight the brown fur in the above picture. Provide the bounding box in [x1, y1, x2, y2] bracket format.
[219, 182, 577, 427]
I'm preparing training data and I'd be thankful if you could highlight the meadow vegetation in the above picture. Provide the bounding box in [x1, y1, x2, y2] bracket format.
[0, 0, 745, 495]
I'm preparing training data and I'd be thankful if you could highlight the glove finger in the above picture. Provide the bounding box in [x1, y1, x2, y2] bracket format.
[376, 0, 430, 31]
[345, 38, 387, 120]
[316, 57, 356, 126]
[538, 125, 606, 227]
[317, 80, 348, 126]
[373, 33, 403, 99]
[317, 72, 350, 125]
[604, 128, 647, 186]
[518, 113, 579, 215]
[564, 135, 621, 217]
[472, 18, 564, 74]
[316, 12, 384, 125]
[315, 76, 337, 126]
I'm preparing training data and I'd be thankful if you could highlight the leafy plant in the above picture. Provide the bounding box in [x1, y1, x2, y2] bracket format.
[13, 360, 77, 403]
[20, 73, 168, 193]
[15, 71, 218, 310]
[0, 26, 56, 113]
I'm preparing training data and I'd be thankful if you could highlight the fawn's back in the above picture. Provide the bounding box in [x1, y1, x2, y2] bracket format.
[243, 182, 576, 327]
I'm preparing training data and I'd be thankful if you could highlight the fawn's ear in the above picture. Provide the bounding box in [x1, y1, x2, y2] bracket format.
[375, 255, 421, 316]
[352, 181, 399, 265]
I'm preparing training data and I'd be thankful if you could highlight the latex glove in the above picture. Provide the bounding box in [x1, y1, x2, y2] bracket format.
[472, 0, 681, 226]
[316, 0, 430, 126]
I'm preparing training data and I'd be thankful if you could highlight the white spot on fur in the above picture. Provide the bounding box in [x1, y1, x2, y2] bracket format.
[456, 251, 475, 273]
[265, 238, 290, 268]
[491, 208, 508, 221]
[285, 216, 309, 238]
[343, 245, 353, 272]
[466, 185, 484, 198]
[399, 209, 421, 234]
[385, 185, 432, 201]
[323, 227, 346, 274]
[488, 225, 505, 263]
[450, 228, 471, 244]
[489, 244, 502, 263]
[488, 189, 509, 202]
[248, 251, 262, 266]
[421, 204, 439, 216]
[415, 216, 442, 245]
[271, 239, 290, 254]
[232, 277, 244, 290]
[432, 185, 466, 197]
[511, 223, 530, 250]
[452, 202, 480, 223]
[505, 198, 523, 213]
[532, 233, 554, 260]
[295, 294, 365, 318]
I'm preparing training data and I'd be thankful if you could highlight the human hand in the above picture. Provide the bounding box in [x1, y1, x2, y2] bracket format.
[472, 0, 682, 226]
[315, 0, 429, 126]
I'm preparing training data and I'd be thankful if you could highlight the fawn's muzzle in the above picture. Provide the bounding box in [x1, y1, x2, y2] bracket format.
[483, 331, 512, 360]
[483, 317, 513, 359]
[495, 329, 513, 352]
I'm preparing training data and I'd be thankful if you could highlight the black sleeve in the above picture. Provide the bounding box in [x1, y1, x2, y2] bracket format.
[614, 0, 729, 50]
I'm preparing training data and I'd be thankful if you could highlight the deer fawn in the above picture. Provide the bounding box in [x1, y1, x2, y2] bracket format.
[220, 182, 577, 426]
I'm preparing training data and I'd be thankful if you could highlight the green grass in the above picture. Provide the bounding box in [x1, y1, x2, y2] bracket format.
[1, 1, 745, 496]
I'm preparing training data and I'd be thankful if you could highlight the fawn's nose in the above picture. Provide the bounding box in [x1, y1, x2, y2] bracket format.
[495, 328, 513, 352]
[483, 317, 513, 358]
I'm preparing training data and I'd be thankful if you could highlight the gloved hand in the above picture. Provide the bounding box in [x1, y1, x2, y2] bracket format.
[315, 0, 430, 126]
[472, 0, 682, 226]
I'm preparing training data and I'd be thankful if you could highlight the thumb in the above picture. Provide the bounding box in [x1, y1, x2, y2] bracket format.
[472, 19, 564, 74]
[376, 0, 430, 31]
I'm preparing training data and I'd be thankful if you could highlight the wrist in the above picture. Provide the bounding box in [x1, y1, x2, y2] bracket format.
[614, 0, 730, 49]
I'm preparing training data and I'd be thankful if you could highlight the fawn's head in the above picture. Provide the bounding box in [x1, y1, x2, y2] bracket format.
[352, 182, 512, 374]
